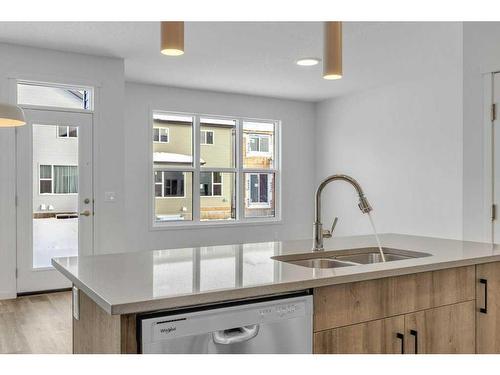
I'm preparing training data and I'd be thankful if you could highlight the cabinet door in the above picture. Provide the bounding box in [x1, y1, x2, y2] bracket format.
[404, 301, 475, 354]
[313, 316, 405, 354]
[476, 262, 500, 353]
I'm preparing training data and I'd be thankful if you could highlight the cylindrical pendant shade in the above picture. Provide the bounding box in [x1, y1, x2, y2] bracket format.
[323, 22, 342, 80]
[161, 21, 184, 56]
[0, 103, 26, 127]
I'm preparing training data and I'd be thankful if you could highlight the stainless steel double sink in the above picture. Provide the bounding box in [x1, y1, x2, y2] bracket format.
[271, 247, 431, 269]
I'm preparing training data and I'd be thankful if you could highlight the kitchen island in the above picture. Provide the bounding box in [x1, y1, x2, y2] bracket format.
[52, 233, 500, 354]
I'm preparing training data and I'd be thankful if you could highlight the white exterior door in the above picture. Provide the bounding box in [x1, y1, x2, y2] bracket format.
[16, 108, 93, 293]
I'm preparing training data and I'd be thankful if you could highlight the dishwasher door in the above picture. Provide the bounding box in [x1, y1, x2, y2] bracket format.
[138, 294, 313, 354]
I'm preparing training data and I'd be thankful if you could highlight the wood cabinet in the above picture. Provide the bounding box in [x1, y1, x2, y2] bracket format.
[404, 301, 475, 354]
[476, 262, 500, 353]
[314, 316, 405, 354]
[313, 266, 476, 354]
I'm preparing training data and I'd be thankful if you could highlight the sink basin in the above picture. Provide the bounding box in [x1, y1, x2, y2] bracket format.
[272, 247, 431, 269]
[334, 252, 411, 264]
[286, 258, 358, 269]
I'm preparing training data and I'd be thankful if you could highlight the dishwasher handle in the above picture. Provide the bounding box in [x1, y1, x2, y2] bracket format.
[212, 324, 260, 345]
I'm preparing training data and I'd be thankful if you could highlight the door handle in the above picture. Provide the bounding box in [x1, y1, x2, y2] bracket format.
[410, 329, 418, 354]
[212, 324, 259, 345]
[79, 210, 91, 217]
[396, 333, 405, 354]
[480, 278, 488, 314]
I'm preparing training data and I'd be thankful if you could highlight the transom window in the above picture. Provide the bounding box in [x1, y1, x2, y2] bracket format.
[57, 126, 78, 138]
[17, 81, 93, 110]
[152, 112, 279, 225]
[39, 165, 78, 194]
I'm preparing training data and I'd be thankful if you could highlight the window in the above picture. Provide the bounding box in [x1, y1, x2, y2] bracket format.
[200, 172, 222, 196]
[152, 111, 279, 225]
[248, 134, 270, 153]
[17, 82, 93, 110]
[57, 126, 78, 138]
[153, 127, 169, 143]
[39, 165, 78, 194]
[39, 165, 52, 194]
[200, 130, 214, 145]
[155, 171, 185, 197]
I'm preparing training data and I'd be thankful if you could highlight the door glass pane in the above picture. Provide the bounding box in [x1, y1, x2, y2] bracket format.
[152, 112, 193, 168]
[243, 121, 275, 169]
[32, 124, 79, 268]
[200, 172, 236, 221]
[200, 117, 236, 168]
[244, 173, 275, 218]
[154, 171, 193, 223]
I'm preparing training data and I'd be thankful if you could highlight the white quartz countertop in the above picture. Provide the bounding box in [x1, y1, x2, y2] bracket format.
[52, 234, 500, 315]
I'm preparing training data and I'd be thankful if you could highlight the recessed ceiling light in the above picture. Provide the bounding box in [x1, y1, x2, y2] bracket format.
[296, 58, 320, 66]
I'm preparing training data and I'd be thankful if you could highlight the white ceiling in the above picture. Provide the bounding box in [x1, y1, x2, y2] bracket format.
[0, 22, 456, 101]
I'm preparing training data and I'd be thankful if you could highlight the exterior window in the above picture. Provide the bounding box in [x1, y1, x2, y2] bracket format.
[153, 127, 169, 143]
[155, 171, 185, 197]
[39, 165, 78, 194]
[200, 172, 223, 196]
[249, 174, 270, 206]
[57, 126, 78, 138]
[248, 134, 270, 153]
[152, 111, 279, 225]
[39, 165, 52, 194]
[200, 130, 214, 145]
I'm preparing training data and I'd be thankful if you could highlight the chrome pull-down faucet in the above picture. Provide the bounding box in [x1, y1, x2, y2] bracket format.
[313, 174, 373, 251]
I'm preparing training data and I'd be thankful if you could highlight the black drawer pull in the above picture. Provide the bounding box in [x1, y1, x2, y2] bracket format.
[396, 333, 405, 354]
[480, 278, 488, 314]
[410, 329, 418, 354]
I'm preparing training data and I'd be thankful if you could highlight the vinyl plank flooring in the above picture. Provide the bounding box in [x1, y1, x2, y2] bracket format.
[0, 291, 71, 354]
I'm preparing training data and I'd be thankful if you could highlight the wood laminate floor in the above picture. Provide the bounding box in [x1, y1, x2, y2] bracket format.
[0, 291, 71, 354]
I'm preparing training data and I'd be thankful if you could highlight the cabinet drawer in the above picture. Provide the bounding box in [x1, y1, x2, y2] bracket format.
[313, 316, 405, 354]
[314, 266, 475, 331]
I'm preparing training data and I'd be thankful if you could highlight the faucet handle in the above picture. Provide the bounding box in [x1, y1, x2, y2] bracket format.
[323, 217, 338, 239]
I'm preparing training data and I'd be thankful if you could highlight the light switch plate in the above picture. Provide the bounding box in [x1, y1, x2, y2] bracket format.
[104, 191, 117, 202]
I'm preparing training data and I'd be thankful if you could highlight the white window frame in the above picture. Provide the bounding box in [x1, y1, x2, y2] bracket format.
[247, 133, 272, 156]
[39, 164, 78, 195]
[155, 170, 186, 199]
[200, 171, 223, 197]
[153, 127, 169, 143]
[200, 130, 215, 145]
[150, 110, 281, 229]
[57, 125, 78, 139]
[247, 173, 272, 208]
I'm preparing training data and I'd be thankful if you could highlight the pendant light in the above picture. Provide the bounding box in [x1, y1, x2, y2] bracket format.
[160, 21, 184, 56]
[323, 21, 342, 80]
[0, 103, 26, 127]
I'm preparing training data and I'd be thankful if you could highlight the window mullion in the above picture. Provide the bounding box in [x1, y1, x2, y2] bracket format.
[192, 115, 201, 222]
[237, 118, 244, 221]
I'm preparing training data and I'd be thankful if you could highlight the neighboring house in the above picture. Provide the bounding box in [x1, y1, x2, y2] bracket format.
[153, 115, 274, 221]
[33, 124, 79, 218]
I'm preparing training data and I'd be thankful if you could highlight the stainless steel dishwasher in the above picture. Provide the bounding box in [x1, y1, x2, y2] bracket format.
[138, 293, 313, 354]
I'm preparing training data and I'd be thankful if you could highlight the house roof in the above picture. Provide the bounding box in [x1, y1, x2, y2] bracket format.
[153, 152, 206, 165]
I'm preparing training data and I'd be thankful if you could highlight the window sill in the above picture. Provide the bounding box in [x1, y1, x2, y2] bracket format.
[149, 217, 283, 231]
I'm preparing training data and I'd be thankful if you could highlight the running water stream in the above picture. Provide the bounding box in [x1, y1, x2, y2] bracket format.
[367, 212, 386, 262]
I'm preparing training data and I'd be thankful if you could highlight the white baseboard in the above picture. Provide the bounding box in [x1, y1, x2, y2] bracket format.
[0, 291, 17, 300]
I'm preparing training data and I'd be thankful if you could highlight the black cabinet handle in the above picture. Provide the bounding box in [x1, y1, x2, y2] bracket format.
[396, 333, 405, 354]
[480, 278, 488, 314]
[410, 329, 418, 354]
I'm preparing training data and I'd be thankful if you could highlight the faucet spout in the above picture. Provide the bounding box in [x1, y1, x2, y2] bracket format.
[313, 174, 372, 251]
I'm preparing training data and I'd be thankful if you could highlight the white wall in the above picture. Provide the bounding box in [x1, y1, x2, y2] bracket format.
[124, 83, 316, 251]
[462, 23, 500, 241]
[0, 43, 126, 298]
[314, 23, 463, 240]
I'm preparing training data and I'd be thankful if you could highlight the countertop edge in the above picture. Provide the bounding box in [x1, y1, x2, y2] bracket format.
[57, 253, 500, 316]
